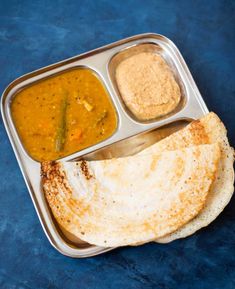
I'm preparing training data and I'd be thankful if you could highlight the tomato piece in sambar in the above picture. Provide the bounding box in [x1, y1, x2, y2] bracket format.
[11, 69, 117, 161]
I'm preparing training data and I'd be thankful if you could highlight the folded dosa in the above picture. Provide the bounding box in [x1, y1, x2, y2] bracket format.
[138, 112, 234, 243]
[42, 144, 220, 247]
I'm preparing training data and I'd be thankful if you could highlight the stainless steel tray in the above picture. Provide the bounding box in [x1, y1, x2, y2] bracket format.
[1, 33, 209, 257]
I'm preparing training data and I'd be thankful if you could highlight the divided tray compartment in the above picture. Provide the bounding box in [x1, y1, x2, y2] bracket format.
[108, 42, 187, 123]
[1, 33, 208, 257]
[7, 66, 120, 162]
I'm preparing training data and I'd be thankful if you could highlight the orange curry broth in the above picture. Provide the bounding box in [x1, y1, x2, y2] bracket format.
[11, 69, 117, 161]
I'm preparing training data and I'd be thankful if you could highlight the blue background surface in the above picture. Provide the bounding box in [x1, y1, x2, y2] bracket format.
[0, 0, 235, 288]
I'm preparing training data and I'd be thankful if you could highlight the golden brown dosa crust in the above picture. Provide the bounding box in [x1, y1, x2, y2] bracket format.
[42, 144, 220, 247]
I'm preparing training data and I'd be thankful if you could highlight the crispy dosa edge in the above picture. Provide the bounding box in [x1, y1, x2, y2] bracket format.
[156, 112, 234, 243]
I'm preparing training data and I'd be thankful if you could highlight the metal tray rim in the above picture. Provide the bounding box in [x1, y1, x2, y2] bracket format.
[1, 32, 209, 258]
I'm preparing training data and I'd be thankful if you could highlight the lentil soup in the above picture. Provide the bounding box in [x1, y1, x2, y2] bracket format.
[11, 68, 117, 161]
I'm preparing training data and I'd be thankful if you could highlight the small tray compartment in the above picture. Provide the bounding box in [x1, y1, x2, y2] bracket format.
[9, 66, 118, 162]
[108, 43, 187, 123]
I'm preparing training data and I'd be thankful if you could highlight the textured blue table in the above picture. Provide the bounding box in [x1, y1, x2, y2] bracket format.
[0, 1, 235, 288]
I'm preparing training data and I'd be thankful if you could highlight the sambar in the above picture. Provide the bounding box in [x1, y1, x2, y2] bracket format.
[11, 68, 117, 161]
